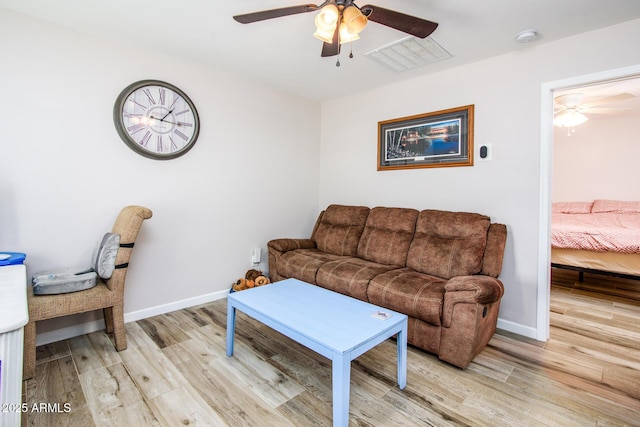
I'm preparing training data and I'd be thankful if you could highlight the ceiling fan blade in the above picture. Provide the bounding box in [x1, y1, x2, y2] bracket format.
[321, 42, 340, 57]
[233, 4, 319, 24]
[581, 107, 631, 114]
[580, 93, 635, 109]
[321, 27, 340, 57]
[360, 5, 438, 38]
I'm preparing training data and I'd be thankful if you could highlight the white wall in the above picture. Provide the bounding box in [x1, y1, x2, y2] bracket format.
[3, 8, 640, 343]
[0, 10, 321, 342]
[553, 114, 640, 202]
[320, 19, 640, 336]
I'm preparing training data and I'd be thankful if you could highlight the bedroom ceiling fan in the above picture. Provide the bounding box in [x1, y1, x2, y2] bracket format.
[553, 92, 635, 129]
[233, 1, 438, 62]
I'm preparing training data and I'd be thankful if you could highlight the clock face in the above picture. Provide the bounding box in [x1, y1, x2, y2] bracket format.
[113, 80, 200, 160]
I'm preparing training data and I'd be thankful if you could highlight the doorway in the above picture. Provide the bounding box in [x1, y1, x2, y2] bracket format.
[537, 64, 640, 341]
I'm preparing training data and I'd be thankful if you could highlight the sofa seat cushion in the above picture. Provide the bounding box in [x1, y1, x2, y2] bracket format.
[313, 204, 370, 257]
[356, 207, 418, 267]
[316, 257, 397, 301]
[407, 210, 491, 279]
[279, 249, 348, 284]
[368, 268, 446, 326]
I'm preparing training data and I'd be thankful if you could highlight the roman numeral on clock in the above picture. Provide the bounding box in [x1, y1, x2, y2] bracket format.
[158, 88, 166, 106]
[143, 88, 156, 105]
[128, 98, 147, 110]
[127, 123, 146, 134]
[139, 131, 152, 147]
[174, 129, 189, 141]
[169, 135, 178, 151]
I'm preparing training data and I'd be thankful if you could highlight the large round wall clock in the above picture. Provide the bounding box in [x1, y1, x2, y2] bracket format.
[113, 80, 200, 160]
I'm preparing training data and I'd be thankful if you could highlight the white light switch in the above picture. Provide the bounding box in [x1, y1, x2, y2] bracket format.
[251, 248, 261, 265]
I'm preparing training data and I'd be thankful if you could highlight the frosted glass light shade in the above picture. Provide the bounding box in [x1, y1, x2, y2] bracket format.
[553, 110, 588, 127]
[314, 26, 336, 43]
[342, 5, 367, 34]
[315, 4, 339, 30]
[313, 4, 339, 43]
[339, 22, 360, 44]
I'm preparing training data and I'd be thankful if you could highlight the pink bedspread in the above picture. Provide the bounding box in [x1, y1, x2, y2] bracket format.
[552, 212, 640, 253]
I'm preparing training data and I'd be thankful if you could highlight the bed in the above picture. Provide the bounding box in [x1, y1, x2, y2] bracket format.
[551, 199, 640, 280]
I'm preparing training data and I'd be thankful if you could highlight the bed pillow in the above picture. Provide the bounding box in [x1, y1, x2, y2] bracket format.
[591, 199, 640, 214]
[552, 202, 593, 214]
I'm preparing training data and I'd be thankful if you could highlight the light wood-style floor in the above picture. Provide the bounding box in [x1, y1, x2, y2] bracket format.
[22, 270, 640, 426]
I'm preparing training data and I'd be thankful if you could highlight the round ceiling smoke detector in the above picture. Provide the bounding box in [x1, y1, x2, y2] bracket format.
[516, 29, 538, 43]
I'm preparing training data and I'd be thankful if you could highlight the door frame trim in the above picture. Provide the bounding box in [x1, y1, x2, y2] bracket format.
[537, 64, 640, 341]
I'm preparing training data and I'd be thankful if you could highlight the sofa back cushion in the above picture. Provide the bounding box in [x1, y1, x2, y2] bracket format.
[312, 205, 370, 256]
[407, 210, 490, 279]
[357, 207, 418, 267]
[480, 223, 507, 277]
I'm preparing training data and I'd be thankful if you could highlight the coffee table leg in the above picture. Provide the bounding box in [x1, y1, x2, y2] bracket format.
[397, 322, 408, 389]
[226, 300, 236, 357]
[332, 354, 351, 427]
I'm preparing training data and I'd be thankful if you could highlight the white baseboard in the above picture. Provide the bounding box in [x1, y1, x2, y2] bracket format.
[124, 288, 230, 323]
[35, 289, 230, 347]
[35, 291, 542, 347]
[496, 317, 540, 340]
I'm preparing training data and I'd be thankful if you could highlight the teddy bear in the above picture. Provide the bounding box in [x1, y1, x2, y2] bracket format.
[232, 278, 249, 292]
[245, 269, 263, 281]
[254, 275, 270, 286]
[232, 269, 271, 292]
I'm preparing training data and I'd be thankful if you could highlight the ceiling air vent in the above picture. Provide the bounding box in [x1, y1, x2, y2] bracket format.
[365, 36, 452, 72]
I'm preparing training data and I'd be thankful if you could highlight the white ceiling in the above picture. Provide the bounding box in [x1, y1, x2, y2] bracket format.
[2, 0, 640, 102]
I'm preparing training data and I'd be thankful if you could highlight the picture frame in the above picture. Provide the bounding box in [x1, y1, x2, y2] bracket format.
[377, 105, 474, 171]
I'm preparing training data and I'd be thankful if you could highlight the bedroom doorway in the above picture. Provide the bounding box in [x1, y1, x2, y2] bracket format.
[538, 64, 640, 341]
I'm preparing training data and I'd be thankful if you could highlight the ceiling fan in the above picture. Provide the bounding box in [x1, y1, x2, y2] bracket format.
[233, 1, 439, 58]
[553, 92, 635, 128]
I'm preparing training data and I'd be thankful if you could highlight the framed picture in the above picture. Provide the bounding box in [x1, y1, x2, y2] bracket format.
[377, 105, 474, 171]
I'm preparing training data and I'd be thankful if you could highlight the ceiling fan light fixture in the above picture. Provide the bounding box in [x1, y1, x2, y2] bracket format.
[234, 3, 440, 61]
[342, 5, 368, 35]
[553, 110, 588, 127]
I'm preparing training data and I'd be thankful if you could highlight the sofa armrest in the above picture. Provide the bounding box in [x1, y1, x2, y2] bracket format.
[441, 275, 504, 328]
[267, 238, 316, 253]
[267, 238, 316, 282]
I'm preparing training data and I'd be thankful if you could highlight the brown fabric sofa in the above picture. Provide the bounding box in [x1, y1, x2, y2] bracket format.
[267, 204, 507, 369]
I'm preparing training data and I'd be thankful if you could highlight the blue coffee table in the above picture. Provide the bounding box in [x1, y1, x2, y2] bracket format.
[226, 278, 408, 427]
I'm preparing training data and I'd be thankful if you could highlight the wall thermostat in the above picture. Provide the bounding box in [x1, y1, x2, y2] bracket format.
[478, 144, 492, 161]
